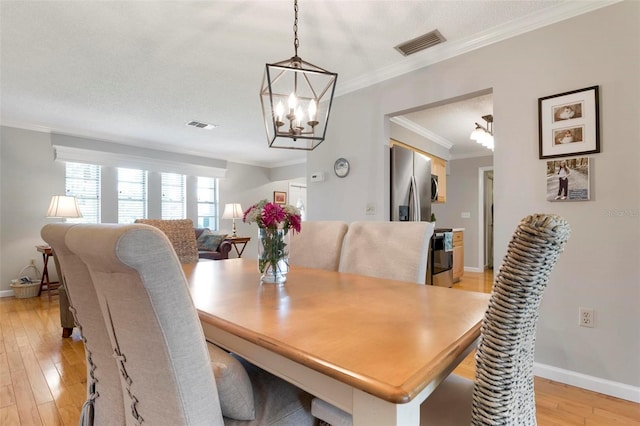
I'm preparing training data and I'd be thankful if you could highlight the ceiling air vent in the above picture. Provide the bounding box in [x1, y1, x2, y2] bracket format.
[185, 120, 217, 130]
[395, 29, 446, 56]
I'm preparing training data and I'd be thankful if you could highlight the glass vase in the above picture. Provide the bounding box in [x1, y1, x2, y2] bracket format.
[257, 228, 290, 284]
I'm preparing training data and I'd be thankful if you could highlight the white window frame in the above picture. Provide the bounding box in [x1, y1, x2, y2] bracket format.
[65, 162, 101, 223]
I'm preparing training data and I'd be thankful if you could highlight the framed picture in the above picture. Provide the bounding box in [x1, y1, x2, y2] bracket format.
[273, 191, 287, 204]
[538, 86, 600, 159]
[546, 157, 590, 201]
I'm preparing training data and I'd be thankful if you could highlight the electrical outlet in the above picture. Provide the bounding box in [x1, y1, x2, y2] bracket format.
[579, 307, 595, 328]
[365, 203, 376, 215]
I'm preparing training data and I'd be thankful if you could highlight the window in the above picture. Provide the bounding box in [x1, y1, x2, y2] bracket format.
[118, 168, 147, 223]
[65, 162, 101, 223]
[197, 177, 218, 229]
[161, 172, 186, 219]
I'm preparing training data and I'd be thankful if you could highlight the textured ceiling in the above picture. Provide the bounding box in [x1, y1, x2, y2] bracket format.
[0, 1, 613, 166]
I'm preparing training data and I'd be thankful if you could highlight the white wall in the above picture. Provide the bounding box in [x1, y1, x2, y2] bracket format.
[308, 2, 640, 398]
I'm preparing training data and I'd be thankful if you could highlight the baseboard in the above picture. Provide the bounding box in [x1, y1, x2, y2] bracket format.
[0, 289, 16, 298]
[464, 266, 484, 273]
[534, 362, 640, 403]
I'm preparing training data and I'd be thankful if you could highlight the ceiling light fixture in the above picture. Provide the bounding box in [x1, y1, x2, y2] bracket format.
[470, 114, 494, 151]
[260, 0, 338, 150]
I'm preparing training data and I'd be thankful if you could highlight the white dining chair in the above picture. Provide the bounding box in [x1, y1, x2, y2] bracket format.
[61, 223, 315, 425]
[312, 214, 570, 425]
[289, 221, 348, 271]
[338, 221, 435, 284]
[42, 223, 126, 426]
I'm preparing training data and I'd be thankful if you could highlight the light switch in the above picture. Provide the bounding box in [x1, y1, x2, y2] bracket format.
[461, 212, 471, 218]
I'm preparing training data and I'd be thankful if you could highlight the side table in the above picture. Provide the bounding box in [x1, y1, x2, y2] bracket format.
[36, 245, 61, 301]
[224, 236, 251, 258]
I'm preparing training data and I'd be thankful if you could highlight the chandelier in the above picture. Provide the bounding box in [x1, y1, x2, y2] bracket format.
[260, 0, 338, 150]
[470, 114, 494, 151]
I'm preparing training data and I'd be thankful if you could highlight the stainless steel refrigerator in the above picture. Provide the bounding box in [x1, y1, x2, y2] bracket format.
[390, 144, 432, 222]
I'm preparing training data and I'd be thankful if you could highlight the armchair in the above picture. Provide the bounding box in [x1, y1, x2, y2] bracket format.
[195, 228, 232, 260]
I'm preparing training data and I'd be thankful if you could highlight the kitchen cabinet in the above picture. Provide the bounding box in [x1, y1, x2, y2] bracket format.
[452, 230, 464, 282]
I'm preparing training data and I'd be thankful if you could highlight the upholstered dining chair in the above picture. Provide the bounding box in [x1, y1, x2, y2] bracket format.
[338, 221, 435, 284]
[64, 223, 314, 425]
[41, 223, 126, 426]
[289, 221, 348, 271]
[312, 214, 571, 426]
[134, 218, 199, 263]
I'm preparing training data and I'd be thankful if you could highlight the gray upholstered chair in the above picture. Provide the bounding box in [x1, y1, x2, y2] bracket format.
[64, 223, 314, 425]
[41, 223, 126, 426]
[338, 221, 435, 284]
[289, 221, 348, 271]
[312, 214, 570, 425]
[134, 218, 199, 264]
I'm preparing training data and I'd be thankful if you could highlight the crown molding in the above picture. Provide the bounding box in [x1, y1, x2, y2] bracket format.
[390, 116, 453, 150]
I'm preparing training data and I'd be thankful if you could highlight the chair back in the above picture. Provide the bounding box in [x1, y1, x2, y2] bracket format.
[65, 223, 224, 425]
[41, 223, 126, 426]
[289, 221, 348, 271]
[472, 214, 570, 425]
[134, 219, 199, 264]
[339, 221, 434, 284]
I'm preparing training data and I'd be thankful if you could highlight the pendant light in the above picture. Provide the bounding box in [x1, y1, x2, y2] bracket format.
[470, 114, 494, 151]
[260, 0, 338, 150]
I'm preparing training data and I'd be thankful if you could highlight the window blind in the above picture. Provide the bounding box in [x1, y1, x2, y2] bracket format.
[118, 168, 147, 224]
[197, 176, 218, 229]
[65, 162, 101, 223]
[161, 172, 186, 219]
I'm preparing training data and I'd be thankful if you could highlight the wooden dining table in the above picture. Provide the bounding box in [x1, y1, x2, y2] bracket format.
[183, 258, 490, 426]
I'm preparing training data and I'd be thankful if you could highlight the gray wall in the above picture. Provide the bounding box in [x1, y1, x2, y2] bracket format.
[431, 156, 493, 270]
[308, 2, 640, 393]
[0, 127, 304, 288]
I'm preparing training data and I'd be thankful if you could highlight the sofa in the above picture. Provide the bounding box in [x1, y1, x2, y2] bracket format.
[195, 228, 232, 260]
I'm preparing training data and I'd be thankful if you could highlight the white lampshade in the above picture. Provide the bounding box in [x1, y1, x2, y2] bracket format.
[46, 195, 83, 218]
[222, 203, 244, 220]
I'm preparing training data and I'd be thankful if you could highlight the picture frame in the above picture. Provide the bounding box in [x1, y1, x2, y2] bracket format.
[273, 191, 287, 205]
[546, 156, 590, 202]
[538, 86, 600, 159]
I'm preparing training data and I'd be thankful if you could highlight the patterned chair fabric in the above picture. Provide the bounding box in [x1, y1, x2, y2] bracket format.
[313, 214, 571, 426]
[134, 218, 199, 264]
[289, 221, 348, 271]
[41, 223, 126, 426]
[338, 221, 435, 284]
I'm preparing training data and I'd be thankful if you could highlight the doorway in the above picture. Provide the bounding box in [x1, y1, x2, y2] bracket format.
[478, 166, 494, 270]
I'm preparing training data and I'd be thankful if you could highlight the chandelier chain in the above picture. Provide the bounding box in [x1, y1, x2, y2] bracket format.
[293, 0, 299, 57]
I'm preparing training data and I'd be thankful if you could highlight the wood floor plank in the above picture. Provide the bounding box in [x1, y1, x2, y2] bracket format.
[10, 369, 42, 426]
[0, 384, 16, 409]
[36, 401, 61, 426]
[0, 404, 21, 426]
[18, 347, 53, 405]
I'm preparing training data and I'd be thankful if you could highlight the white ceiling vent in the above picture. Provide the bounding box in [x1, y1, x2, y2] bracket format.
[185, 120, 217, 130]
[395, 30, 446, 56]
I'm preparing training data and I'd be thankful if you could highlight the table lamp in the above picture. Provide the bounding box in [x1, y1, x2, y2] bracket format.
[46, 195, 83, 219]
[222, 203, 243, 237]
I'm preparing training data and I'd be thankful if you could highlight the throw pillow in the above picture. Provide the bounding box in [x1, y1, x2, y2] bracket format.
[196, 229, 213, 250]
[207, 343, 255, 420]
[200, 234, 226, 251]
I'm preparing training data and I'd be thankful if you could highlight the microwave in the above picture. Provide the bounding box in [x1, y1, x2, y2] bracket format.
[431, 175, 439, 201]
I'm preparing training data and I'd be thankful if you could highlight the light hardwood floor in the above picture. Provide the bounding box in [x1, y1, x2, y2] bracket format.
[1, 273, 638, 425]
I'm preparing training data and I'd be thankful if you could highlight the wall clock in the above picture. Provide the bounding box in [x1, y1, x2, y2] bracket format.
[334, 158, 350, 178]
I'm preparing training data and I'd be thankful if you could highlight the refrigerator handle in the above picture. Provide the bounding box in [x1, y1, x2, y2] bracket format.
[410, 176, 421, 221]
